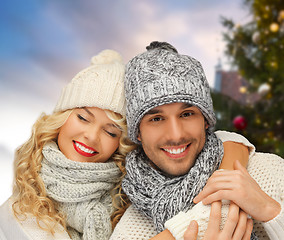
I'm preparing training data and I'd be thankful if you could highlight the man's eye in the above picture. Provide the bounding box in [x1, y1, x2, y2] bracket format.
[77, 114, 88, 122]
[181, 112, 193, 118]
[150, 117, 163, 122]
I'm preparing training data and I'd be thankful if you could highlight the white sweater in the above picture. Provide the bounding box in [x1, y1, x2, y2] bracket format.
[110, 132, 284, 240]
[165, 152, 284, 240]
[0, 198, 71, 240]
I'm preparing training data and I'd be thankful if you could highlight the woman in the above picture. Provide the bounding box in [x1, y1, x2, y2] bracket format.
[0, 49, 135, 240]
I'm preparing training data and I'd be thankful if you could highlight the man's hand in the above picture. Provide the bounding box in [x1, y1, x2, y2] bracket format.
[184, 201, 253, 240]
[193, 160, 281, 222]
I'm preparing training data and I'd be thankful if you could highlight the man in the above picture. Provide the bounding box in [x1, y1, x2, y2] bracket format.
[110, 42, 284, 239]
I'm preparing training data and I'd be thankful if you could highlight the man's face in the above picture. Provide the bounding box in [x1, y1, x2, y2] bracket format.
[138, 102, 208, 176]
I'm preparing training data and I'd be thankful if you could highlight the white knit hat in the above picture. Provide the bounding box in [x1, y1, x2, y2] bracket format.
[54, 49, 126, 115]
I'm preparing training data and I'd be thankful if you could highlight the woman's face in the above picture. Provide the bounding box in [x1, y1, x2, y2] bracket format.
[57, 107, 122, 163]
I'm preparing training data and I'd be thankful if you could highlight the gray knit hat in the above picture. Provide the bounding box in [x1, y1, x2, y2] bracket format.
[125, 41, 216, 143]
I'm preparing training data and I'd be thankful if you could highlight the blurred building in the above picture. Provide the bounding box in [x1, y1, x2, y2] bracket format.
[213, 61, 260, 105]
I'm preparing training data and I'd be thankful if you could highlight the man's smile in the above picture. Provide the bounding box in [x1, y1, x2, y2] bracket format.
[161, 144, 191, 159]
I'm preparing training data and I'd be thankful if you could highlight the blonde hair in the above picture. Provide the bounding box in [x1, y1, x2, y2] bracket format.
[12, 110, 73, 234]
[12, 108, 136, 234]
[104, 110, 137, 229]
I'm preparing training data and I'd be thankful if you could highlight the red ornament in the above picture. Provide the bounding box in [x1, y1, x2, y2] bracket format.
[233, 115, 247, 130]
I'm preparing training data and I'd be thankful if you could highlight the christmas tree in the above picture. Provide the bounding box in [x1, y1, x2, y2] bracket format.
[215, 0, 284, 156]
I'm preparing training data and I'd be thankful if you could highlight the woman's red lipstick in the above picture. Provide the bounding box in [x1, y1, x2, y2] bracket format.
[73, 141, 98, 157]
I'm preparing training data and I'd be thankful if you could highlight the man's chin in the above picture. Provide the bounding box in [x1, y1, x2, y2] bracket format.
[160, 167, 191, 178]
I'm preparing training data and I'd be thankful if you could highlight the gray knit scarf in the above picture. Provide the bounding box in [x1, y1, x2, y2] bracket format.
[40, 142, 121, 240]
[122, 132, 223, 232]
[122, 132, 258, 240]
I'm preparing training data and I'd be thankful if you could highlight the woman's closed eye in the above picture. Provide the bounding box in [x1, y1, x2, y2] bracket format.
[77, 114, 88, 122]
[105, 130, 118, 138]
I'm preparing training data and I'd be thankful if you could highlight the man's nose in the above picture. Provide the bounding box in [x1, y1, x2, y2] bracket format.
[165, 118, 184, 142]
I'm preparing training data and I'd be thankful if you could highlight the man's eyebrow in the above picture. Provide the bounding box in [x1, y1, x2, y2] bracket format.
[145, 103, 192, 115]
[181, 103, 193, 109]
[144, 108, 162, 115]
[144, 103, 193, 116]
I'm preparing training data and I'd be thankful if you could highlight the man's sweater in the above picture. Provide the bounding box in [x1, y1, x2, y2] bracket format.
[110, 132, 284, 240]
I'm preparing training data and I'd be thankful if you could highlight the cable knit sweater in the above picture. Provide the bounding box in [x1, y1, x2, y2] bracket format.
[110, 131, 284, 240]
[165, 152, 284, 240]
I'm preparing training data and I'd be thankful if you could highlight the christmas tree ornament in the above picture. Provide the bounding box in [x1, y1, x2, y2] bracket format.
[255, 117, 261, 125]
[233, 115, 247, 131]
[270, 22, 279, 32]
[258, 83, 271, 95]
[239, 86, 247, 93]
[252, 31, 261, 44]
[278, 10, 284, 22]
[270, 61, 278, 69]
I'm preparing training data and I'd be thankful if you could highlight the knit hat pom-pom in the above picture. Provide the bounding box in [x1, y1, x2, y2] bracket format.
[146, 41, 178, 53]
[91, 49, 123, 65]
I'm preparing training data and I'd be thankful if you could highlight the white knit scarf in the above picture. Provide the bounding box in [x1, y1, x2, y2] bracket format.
[122, 132, 224, 232]
[40, 142, 121, 240]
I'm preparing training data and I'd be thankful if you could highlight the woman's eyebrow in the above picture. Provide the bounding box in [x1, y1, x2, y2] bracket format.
[106, 123, 123, 131]
[83, 108, 95, 117]
[82, 108, 122, 131]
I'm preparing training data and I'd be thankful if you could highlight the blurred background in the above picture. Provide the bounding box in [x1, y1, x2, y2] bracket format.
[1, 0, 283, 205]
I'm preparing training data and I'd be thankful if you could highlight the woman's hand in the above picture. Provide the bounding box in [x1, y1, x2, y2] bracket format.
[184, 201, 253, 240]
[193, 160, 281, 222]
